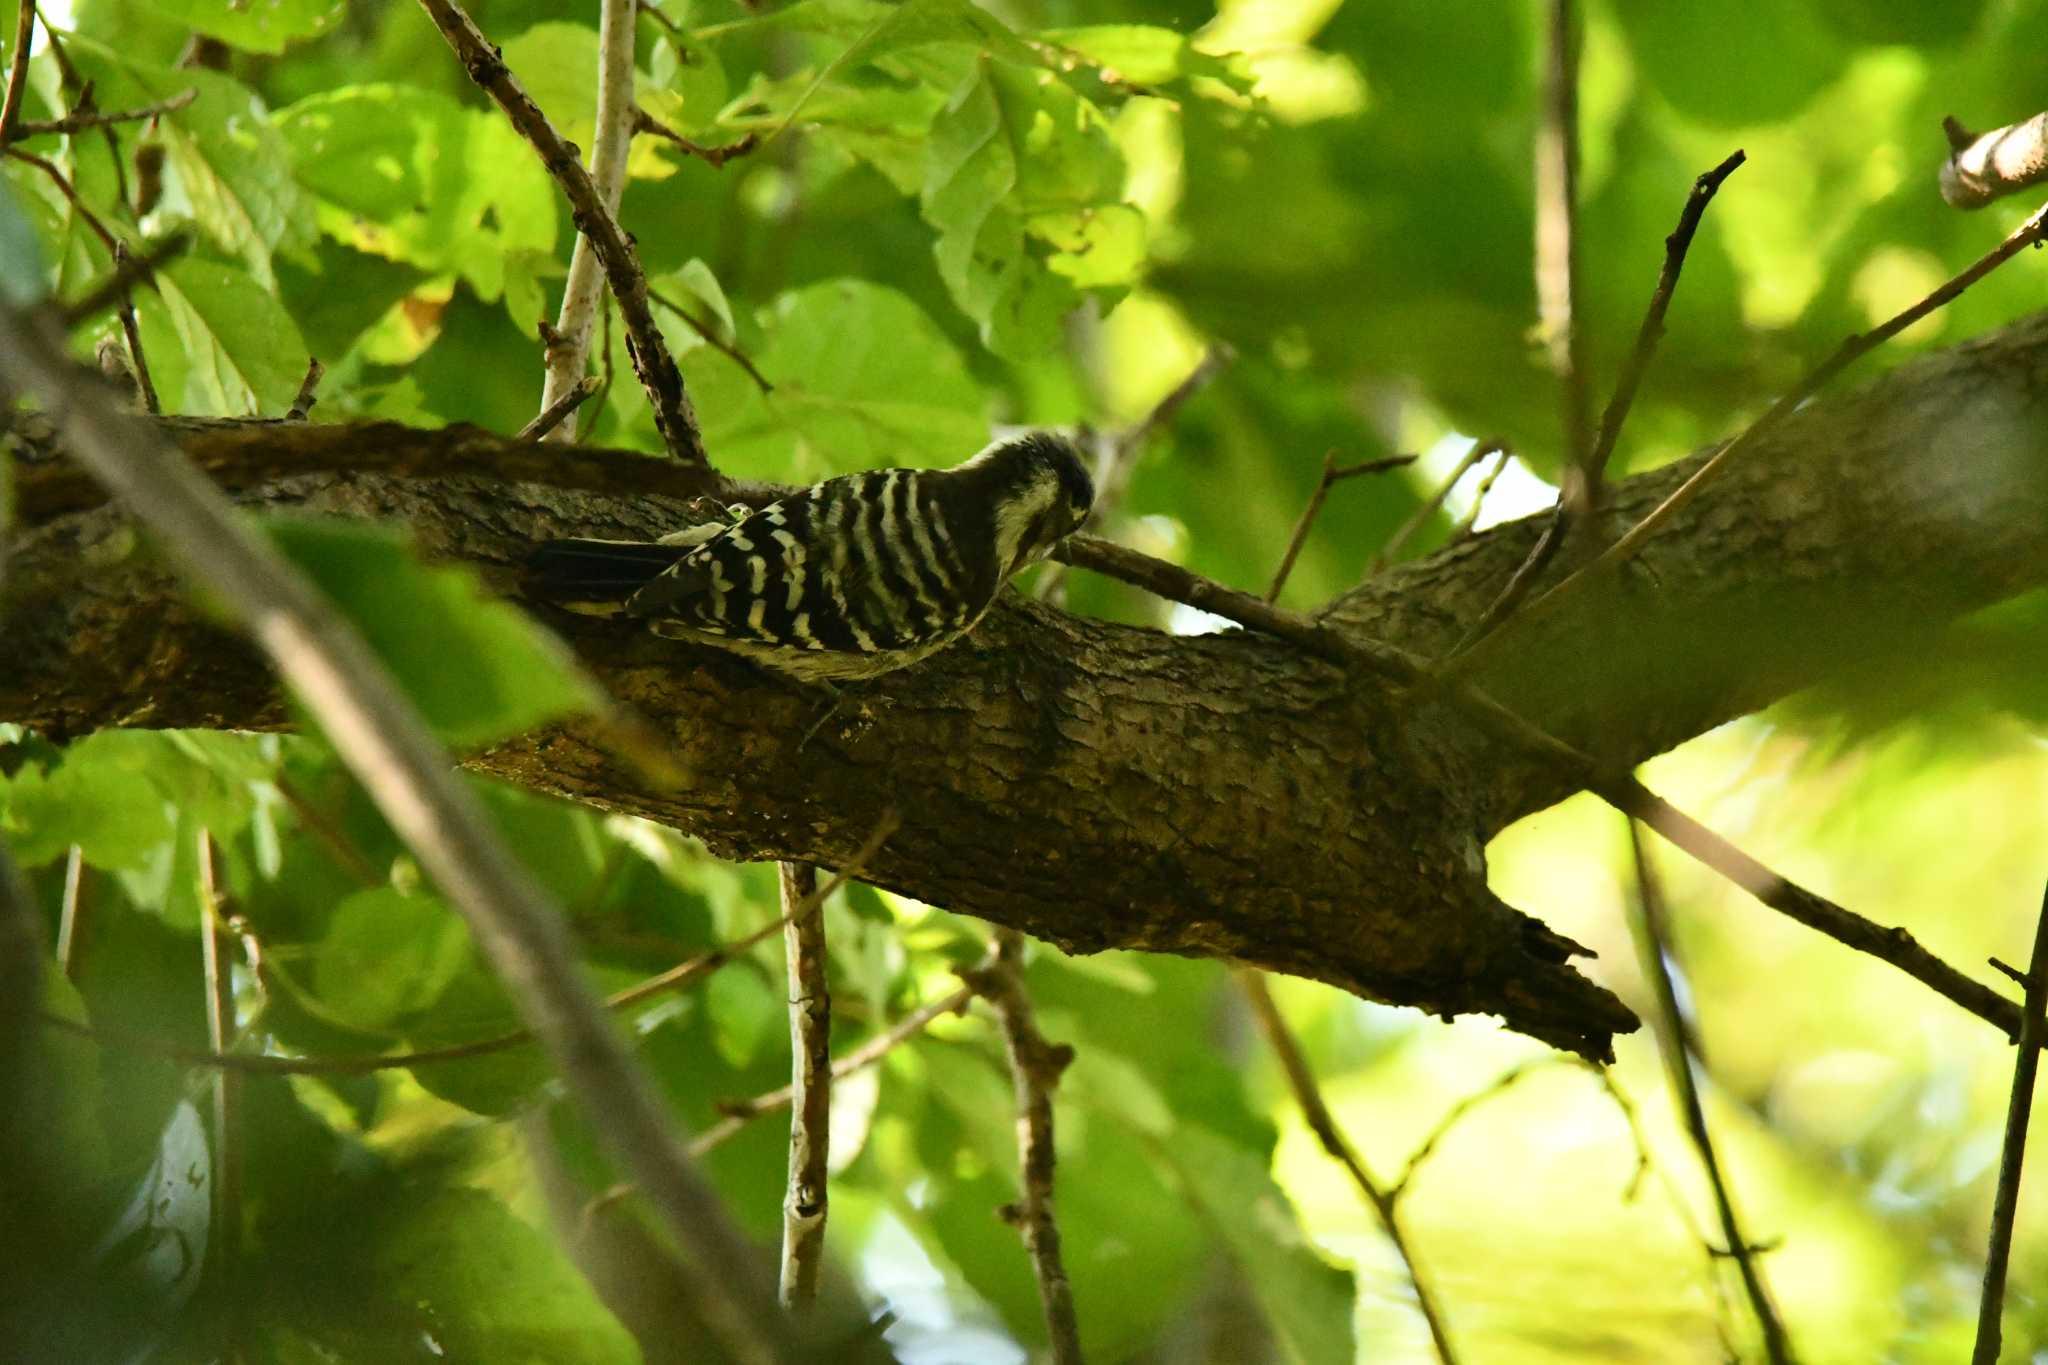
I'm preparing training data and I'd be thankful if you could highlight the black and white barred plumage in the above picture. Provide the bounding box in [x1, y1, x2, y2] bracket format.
[525, 433, 1095, 681]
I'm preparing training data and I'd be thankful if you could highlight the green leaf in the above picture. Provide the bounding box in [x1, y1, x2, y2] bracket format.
[314, 886, 472, 1031]
[1041, 25, 1256, 94]
[276, 84, 558, 305]
[375, 1188, 641, 1365]
[152, 256, 312, 416]
[687, 278, 987, 478]
[147, 0, 344, 54]
[1157, 1126, 1357, 1365]
[263, 518, 600, 747]
[0, 172, 46, 305]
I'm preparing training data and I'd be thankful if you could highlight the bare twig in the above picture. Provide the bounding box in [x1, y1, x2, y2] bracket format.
[777, 861, 830, 1307]
[1448, 447, 1511, 541]
[6, 86, 196, 142]
[1054, 533, 2024, 1041]
[518, 375, 600, 440]
[1972, 880, 2048, 1364]
[1941, 113, 2048, 210]
[1484, 200, 2048, 661]
[48, 811, 902, 1079]
[417, 0, 709, 467]
[1391, 1057, 1577, 1202]
[110, 243, 157, 414]
[693, 984, 975, 1154]
[0, 0, 35, 151]
[7, 148, 119, 253]
[0, 301, 788, 1365]
[1535, 0, 1592, 509]
[1239, 971, 1457, 1362]
[1446, 151, 1744, 666]
[197, 831, 245, 1308]
[634, 111, 760, 167]
[57, 231, 187, 328]
[1265, 451, 1417, 601]
[1627, 823, 1793, 1364]
[1368, 438, 1501, 576]
[649, 288, 774, 394]
[962, 932, 1083, 1364]
[55, 844, 86, 977]
[285, 358, 324, 422]
[536, 0, 636, 443]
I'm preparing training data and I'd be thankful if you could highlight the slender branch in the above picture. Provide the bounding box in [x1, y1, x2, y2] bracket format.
[285, 358, 323, 422]
[518, 374, 600, 440]
[1265, 451, 1416, 601]
[1054, 533, 2024, 1040]
[1391, 1057, 1576, 1202]
[1447, 150, 1744, 666]
[416, 0, 709, 467]
[1942, 112, 2048, 210]
[0, 300, 788, 1365]
[777, 861, 830, 1308]
[692, 984, 975, 1154]
[111, 243, 157, 414]
[1535, 0, 1592, 508]
[962, 932, 1083, 1364]
[46, 811, 901, 1078]
[57, 231, 186, 328]
[1972, 880, 2048, 1364]
[1367, 438, 1501, 576]
[1448, 447, 1510, 541]
[1627, 823, 1793, 1364]
[6, 86, 196, 141]
[649, 288, 774, 394]
[6, 148, 119, 253]
[634, 111, 760, 167]
[1481, 200, 2048, 664]
[55, 844, 85, 977]
[1238, 971, 1457, 1362]
[0, 0, 34, 151]
[197, 830, 246, 1326]
[537, 0, 636, 443]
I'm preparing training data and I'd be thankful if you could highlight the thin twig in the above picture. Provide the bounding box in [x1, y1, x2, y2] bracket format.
[47, 811, 902, 1079]
[1972, 879, 2048, 1364]
[693, 984, 976, 1154]
[1475, 200, 2048, 667]
[1627, 823, 1793, 1364]
[1447, 150, 1745, 666]
[1238, 971, 1457, 1362]
[55, 844, 86, 977]
[1367, 438, 1501, 576]
[1265, 451, 1417, 601]
[272, 775, 383, 886]
[649, 288, 774, 394]
[518, 374, 600, 440]
[0, 0, 35, 151]
[197, 831, 245, 1327]
[6, 86, 196, 141]
[111, 243, 157, 414]
[417, 0, 709, 467]
[1053, 533, 2024, 1042]
[961, 932, 1083, 1364]
[1447, 447, 1511, 541]
[1391, 1057, 1577, 1202]
[634, 110, 760, 167]
[537, 0, 636, 443]
[6, 148, 119, 253]
[777, 861, 830, 1308]
[1942, 113, 2048, 210]
[1535, 0, 1592, 508]
[285, 358, 324, 422]
[0, 299, 788, 1365]
[57, 231, 187, 327]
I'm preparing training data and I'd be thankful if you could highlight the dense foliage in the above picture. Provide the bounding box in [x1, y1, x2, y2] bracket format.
[4, 0, 2048, 1360]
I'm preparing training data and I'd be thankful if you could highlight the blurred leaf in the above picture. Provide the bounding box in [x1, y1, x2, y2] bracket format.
[148, 0, 344, 54]
[154, 255, 313, 416]
[0, 172, 45, 304]
[1042, 25, 1257, 94]
[373, 1188, 641, 1364]
[263, 518, 600, 747]
[0, 730, 271, 872]
[314, 887, 471, 1031]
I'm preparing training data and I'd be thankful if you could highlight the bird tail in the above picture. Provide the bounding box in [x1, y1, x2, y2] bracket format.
[524, 538, 688, 614]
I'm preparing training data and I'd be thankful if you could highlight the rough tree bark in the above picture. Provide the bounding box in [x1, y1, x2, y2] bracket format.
[7, 311, 2047, 1058]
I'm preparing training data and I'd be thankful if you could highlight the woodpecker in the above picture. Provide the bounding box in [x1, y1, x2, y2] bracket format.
[525, 433, 1095, 681]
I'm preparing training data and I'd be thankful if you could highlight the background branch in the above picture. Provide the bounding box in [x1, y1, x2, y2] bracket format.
[777, 861, 831, 1308]
[1971, 880, 2048, 1364]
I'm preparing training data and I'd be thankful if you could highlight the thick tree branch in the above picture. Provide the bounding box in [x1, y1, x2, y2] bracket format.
[10, 314, 2048, 1057]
